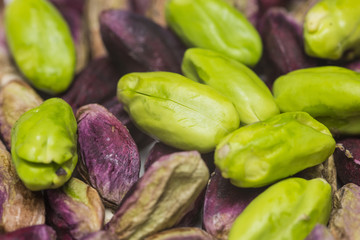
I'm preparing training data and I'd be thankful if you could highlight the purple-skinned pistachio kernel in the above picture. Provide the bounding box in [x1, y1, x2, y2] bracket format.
[344, 60, 360, 73]
[61, 57, 122, 113]
[45, 178, 105, 240]
[0, 79, 43, 150]
[258, 7, 317, 80]
[329, 183, 360, 239]
[305, 224, 335, 240]
[130, 0, 168, 27]
[203, 169, 265, 240]
[106, 151, 209, 240]
[0, 225, 56, 240]
[144, 227, 216, 240]
[100, 10, 184, 74]
[101, 97, 154, 149]
[0, 141, 45, 233]
[76, 104, 140, 210]
[333, 138, 360, 186]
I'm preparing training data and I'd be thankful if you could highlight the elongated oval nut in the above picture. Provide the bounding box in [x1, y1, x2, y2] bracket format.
[273, 66, 360, 135]
[182, 48, 279, 124]
[5, 0, 76, 94]
[215, 112, 335, 187]
[304, 0, 360, 60]
[117, 72, 240, 153]
[166, 0, 262, 66]
[228, 178, 332, 240]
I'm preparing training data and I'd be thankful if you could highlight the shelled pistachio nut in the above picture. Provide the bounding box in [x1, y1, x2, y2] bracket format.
[5, 0, 76, 94]
[117, 72, 240, 153]
[229, 178, 332, 240]
[215, 112, 335, 187]
[166, 0, 262, 66]
[273, 66, 360, 135]
[11, 98, 78, 191]
[182, 48, 279, 124]
[304, 0, 360, 60]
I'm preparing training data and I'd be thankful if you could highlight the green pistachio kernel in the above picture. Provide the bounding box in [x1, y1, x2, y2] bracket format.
[215, 112, 335, 188]
[5, 0, 76, 94]
[304, 0, 360, 60]
[273, 66, 360, 135]
[117, 71, 240, 153]
[228, 178, 332, 240]
[11, 98, 78, 191]
[165, 0, 262, 67]
[182, 48, 279, 125]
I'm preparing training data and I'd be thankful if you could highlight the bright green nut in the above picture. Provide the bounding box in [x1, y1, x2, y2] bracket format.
[182, 48, 279, 125]
[5, 0, 76, 94]
[117, 71, 240, 153]
[11, 98, 78, 191]
[304, 0, 360, 60]
[273, 66, 360, 135]
[165, 0, 262, 67]
[228, 178, 332, 240]
[215, 112, 335, 188]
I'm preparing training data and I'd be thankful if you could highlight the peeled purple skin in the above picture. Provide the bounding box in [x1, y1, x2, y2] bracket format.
[305, 224, 335, 240]
[203, 169, 265, 240]
[344, 60, 360, 73]
[0, 225, 56, 240]
[61, 57, 122, 113]
[45, 178, 104, 240]
[76, 104, 140, 210]
[333, 138, 360, 186]
[101, 97, 154, 149]
[100, 10, 184, 74]
[257, 7, 317, 84]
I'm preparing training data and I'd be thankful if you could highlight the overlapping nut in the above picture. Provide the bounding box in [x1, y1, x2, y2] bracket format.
[106, 151, 209, 240]
[76, 104, 140, 209]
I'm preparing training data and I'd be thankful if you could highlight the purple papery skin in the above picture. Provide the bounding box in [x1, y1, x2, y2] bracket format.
[0, 187, 6, 222]
[333, 138, 360, 186]
[203, 169, 265, 240]
[61, 57, 122, 112]
[77, 104, 140, 209]
[0, 225, 56, 240]
[102, 97, 154, 149]
[258, 7, 317, 83]
[100, 10, 185, 74]
[305, 224, 335, 240]
[344, 60, 360, 73]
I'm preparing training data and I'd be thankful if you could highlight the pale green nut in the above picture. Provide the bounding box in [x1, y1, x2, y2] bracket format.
[5, 0, 76, 94]
[215, 112, 335, 188]
[11, 98, 78, 191]
[117, 71, 240, 153]
[182, 48, 279, 125]
[165, 0, 262, 67]
[273, 66, 360, 135]
[228, 178, 332, 240]
[304, 0, 360, 60]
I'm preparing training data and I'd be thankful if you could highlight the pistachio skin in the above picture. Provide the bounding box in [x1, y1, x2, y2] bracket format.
[5, 0, 76, 94]
[273, 66, 360, 135]
[182, 48, 279, 125]
[215, 112, 335, 188]
[305, 224, 335, 240]
[0, 225, 57, 240]
[228, 178, 332, 240]
[117, 72, 240, 153]
[166, 0, 262, 66]
[304, 0, 360, 60]
[11, 98, 78, 191]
